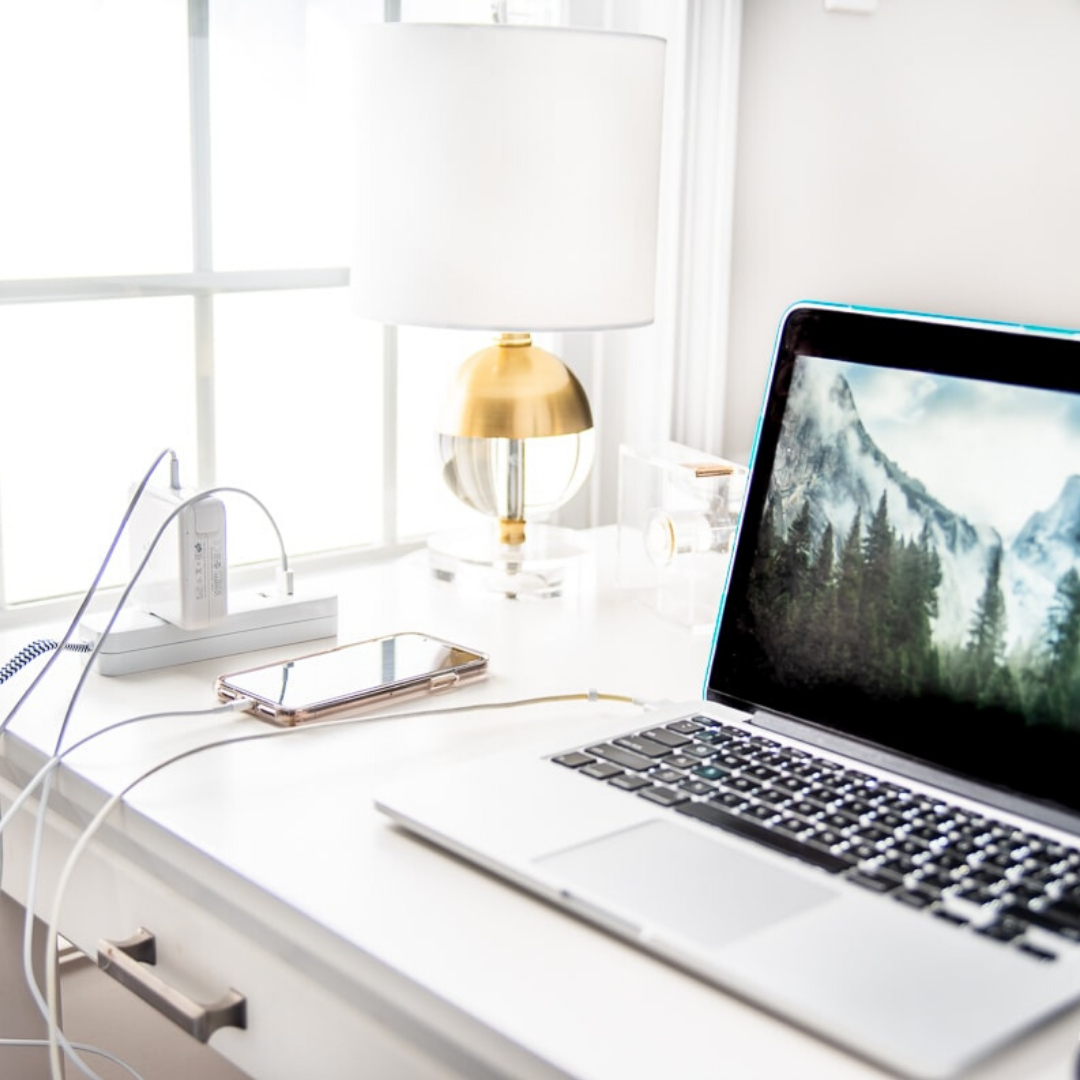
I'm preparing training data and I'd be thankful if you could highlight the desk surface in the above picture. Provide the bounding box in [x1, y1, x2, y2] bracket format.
[1, 532, 1078, 1080]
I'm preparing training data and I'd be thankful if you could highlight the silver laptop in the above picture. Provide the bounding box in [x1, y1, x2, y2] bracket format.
[377, 303, 1080, 1080]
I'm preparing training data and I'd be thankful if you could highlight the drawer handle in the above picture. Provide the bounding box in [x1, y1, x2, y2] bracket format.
[97, 929, 247, 1043]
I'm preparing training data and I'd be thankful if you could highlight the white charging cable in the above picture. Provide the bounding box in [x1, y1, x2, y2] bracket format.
[0, 449, 186, 1080]
[5, 476, 292, 1075]
[0, 1038, 148, 1080]
[38, 689, 648, 1080]
[0, 450, 646, 1080]
[0, 457, 295, 753]
[1, 701, 246, 1080]
[0, 449, 293, 1080]
[0, 448, 179, 742]
[49, 483, 293, 756]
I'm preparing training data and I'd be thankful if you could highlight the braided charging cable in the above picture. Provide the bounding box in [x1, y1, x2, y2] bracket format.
[0, 640, 92, 687]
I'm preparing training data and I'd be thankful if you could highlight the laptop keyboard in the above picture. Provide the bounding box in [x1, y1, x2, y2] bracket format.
[553, 714, 1080, 962]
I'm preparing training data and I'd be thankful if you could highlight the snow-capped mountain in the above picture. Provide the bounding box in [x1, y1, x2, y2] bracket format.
[1006, 475, 1080, 651]
[766, 358, 1064, 651]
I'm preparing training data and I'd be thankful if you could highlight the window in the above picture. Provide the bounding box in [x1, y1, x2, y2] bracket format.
[0, 0, 740, 617]
[0, 0, 479, 613]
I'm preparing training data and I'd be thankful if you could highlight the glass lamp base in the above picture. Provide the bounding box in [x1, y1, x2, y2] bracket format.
[427, 523, 586, 599]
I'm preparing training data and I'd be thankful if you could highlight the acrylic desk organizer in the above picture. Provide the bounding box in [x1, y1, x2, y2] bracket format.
[616, 442, 748, 630]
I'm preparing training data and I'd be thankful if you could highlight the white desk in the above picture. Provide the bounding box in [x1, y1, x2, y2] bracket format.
[1, 533, 1078, 1080]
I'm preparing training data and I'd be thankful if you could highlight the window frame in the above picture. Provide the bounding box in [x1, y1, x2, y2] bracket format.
[0, 0, 407, 623]
[0, 0, 744, 624]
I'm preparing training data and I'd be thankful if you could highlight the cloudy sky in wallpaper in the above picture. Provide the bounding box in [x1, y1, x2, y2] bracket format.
[840, 362, 1080, 541]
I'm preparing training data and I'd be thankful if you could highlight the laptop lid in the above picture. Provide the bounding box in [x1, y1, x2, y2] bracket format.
[707, 303, 1080, 827]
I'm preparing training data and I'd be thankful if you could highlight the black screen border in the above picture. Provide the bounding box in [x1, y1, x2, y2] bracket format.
[705, 302, 1080, 818]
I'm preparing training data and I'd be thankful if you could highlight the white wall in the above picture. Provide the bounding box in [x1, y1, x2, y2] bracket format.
[724, 0, 1080, 459]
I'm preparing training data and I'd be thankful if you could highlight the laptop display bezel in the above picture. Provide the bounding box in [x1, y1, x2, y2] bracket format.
[706, 303, 1080, 822]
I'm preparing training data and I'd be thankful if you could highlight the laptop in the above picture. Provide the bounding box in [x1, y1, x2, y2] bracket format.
[376, 303, 1080, 1080]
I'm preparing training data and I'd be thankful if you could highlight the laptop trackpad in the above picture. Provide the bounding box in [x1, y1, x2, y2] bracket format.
[537, 819, 838, 949]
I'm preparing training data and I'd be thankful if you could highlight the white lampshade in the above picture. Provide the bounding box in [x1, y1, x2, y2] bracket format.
[352, 24, 666, 331]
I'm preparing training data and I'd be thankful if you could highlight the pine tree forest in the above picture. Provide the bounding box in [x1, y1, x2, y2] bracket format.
[748, 493, 1080, 732]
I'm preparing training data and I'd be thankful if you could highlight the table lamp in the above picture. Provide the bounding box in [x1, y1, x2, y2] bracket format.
[353, 23, 665, 596]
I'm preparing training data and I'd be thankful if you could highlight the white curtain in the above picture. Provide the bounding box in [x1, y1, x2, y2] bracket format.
[557, 0, 744, 527]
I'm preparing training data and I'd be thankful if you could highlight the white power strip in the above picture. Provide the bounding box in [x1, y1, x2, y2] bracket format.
[81, 588, 338, 675]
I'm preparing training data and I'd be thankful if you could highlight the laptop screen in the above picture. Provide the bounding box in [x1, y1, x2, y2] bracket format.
[707, 305, 1080, 820]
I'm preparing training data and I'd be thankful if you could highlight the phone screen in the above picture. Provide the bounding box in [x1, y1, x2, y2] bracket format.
[221, 634, 485, 712]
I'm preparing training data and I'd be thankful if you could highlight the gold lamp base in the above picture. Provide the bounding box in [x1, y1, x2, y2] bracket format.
[440, 332, 593, 442]
[436, 332, 595, 552]
[427, 522, 588, 600]
[430, 333, 595, 597]
[499, 517, 527, 547]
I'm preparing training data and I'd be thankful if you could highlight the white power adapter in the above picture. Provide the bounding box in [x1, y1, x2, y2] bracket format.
[129, 485, 227, 630]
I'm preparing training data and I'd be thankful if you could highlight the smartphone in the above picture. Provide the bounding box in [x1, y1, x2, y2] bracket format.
[215, 632, 488, 726]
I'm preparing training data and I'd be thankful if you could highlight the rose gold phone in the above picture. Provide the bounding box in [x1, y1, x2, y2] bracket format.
[215, 632, 488, 726]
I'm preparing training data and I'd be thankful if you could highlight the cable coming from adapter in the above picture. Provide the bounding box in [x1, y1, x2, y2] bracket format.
[0, 448, 293, 1080]
[0, 448, 180, 740]
[33, 688, 647, 1080]
[0, 449, 649, 1080]
[0, 1038, 148, 1080]
[0, 450, 296, 752]
[47, 482, 294, 755]
[1, 448, 189, 1080]
[3, 700, 247, 1080]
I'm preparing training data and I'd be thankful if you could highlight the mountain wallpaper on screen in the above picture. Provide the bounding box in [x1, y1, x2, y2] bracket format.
[747, 356, 1080, 732]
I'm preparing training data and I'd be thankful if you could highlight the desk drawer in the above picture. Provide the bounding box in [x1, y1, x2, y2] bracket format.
[0, 782, 469, 1080]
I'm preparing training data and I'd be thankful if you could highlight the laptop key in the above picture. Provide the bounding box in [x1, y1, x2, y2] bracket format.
[681, 780, 716, 797]
[639, 786, 688, 808]
[663, 755, 699, 770]
[586, 744, 653, 771]
[977, 916, 1026, 943]
[553, 752, 595, 769]
[651, 768, 684, 785]
[615, 735, 674, 759]
[684, 744, 716, 760]
[676, 799, 851, 874]
[1017, 943, 1057, 962]
[771, 816, 809, 838]
[715, 791, 748, 810]
[642, 727, 692, 748]
[696, 731, 732, 746]
[689, 714, 721, 727]
[776, 776, 808, 793]
[757, 789, 791, 807]
[934, 910, 969, 927]
[667, 719, 706, 735]
[609, 774, 652, 793]
[893, 889, 935, 910]
[692, 764, 727, 781]
[581, 762, 623, 780]
[716, 752, 752, 769]
[847, 871, 900, 894]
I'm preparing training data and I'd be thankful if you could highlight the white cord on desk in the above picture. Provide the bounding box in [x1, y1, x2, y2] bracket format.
[0, 450, 294, 757]
[0, 1038, 148, 1080]
[3, 702, 246, 1080]
[0, 448, 178, 741]
[37, 688, 647, 1080]
[0, 449, 290, 1080]
[0, 453, 649, 1080]
[48, 483, 292, 756]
